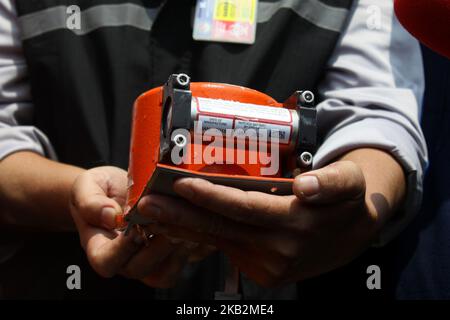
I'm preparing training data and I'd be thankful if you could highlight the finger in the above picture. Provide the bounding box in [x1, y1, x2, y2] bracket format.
[293, 161, 366, 205]
[140, 246, 191, 288]
[144, 223, 244, 258]
[144, 223, 216, 246]
[72, 198, 142, 279]
[70, 170, 123, 230]
[100, 167, 129, 207]
[172, 178, 296, 226]
[138, 195, 267, 244]
[220, 243, 288, 288]
[121, 236, 176, 280]
[82, 227, 143, 278]
[226, 254, 282, 288]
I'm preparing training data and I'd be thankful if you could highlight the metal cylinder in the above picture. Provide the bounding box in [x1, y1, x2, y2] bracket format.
[189, 97, 300, 151]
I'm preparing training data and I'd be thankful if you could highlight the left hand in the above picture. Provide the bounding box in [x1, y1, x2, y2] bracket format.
[69, 166, 203, 288]
[138, 151, 404, 287]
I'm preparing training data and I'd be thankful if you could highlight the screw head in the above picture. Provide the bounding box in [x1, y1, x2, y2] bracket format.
[176, 74, 190, 87]
[298, 151, 313, 167]
[173, 134, 188, 148]
[301, 91, 314, 104]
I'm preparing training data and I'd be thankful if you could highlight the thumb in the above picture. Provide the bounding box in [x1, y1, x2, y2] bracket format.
[70, 169, 123, 230]
[293, 161, 366, 204]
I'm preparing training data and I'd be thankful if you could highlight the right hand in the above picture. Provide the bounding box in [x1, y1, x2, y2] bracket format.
[69, 166, 198, 288]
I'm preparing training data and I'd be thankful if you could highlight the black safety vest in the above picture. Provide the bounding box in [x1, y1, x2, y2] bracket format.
[3, 0, 353, 299]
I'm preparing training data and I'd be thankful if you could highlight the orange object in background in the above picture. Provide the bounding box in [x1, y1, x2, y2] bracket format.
[124, 74, 317, 230]
[394, 0, 450, 59]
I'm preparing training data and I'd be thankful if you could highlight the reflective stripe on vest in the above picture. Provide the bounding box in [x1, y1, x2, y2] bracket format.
[18, 0, 350, 40]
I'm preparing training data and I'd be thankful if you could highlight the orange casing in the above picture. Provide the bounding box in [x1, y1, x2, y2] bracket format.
[126, 82, 295, 214]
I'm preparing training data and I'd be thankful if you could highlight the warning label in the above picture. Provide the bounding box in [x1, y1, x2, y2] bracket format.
[194, 97, 292, 123]
[235, 120, 291, 144]
[197, 115, 233, 134]
[194, 97, 292, 145]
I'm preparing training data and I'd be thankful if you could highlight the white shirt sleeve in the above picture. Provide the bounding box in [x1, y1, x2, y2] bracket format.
[0, 0, 427, 245]
[314, 0, 428, 245]
[0, 0, 57, 161]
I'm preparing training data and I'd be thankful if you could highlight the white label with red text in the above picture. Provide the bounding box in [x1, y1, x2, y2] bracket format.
[194, 97, 292, 123]
[194, 97, 292, 144]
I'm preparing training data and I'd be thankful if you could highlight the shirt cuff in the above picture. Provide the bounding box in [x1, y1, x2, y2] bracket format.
[312, 117, 427, 246]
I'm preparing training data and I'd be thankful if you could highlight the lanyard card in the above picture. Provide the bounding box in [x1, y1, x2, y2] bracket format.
[193, 0, 258, 44]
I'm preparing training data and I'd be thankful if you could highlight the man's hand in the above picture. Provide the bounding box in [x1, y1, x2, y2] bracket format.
[69, 166, 197, 288]
[137, 148, 405, 287]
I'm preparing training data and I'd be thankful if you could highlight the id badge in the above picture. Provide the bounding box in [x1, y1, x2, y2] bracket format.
[193, 0, 258, 44]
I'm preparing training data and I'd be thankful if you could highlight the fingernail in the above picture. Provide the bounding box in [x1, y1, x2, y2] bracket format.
[297, 175, 320, 197]
[101, 207, 118, 229]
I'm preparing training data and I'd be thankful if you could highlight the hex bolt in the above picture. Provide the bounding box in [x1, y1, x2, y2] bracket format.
[300, 91, 315, 104]
[298, 151, 313, 167]
[176, 73, 190, 87]
[173, 134, 188, 148]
